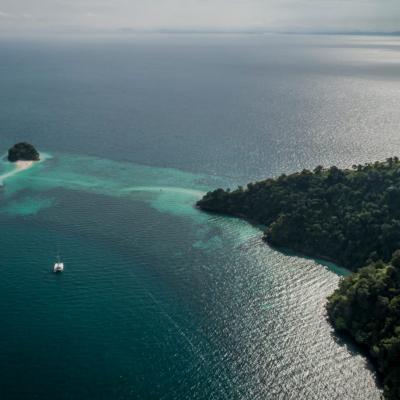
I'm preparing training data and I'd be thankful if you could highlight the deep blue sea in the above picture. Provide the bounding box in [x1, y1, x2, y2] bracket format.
[0, 33, 399, 399]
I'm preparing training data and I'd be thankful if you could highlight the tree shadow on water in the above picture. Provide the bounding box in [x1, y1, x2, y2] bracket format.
[328, 324, 384, 394]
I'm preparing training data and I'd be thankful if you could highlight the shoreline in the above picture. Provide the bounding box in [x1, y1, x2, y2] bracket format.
[196, 205, 350, 275]
[15, 160, 34, 171]
[0, 158, 40, 185]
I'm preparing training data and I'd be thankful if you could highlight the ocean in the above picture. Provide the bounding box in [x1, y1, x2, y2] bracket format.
[0, 33, 399, 399]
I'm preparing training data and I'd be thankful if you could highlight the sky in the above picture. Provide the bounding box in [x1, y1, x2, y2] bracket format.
[0, 0, 398, 34]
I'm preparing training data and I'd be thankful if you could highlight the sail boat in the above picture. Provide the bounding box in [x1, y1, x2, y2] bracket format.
[53, 254, 64, 273]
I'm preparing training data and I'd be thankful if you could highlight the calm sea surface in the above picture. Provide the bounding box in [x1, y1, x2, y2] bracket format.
[0, 33, 399, 399]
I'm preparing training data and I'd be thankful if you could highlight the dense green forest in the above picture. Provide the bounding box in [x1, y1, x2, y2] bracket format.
[327, 254, 400, 400]
[8, 142, 40, 162]
[197, 158, 400, 399]
[197, 158, 400, 270]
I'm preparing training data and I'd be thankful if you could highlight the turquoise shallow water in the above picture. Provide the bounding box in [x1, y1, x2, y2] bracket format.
[0, 153, 216, 218]
[0, 33, 398, 399]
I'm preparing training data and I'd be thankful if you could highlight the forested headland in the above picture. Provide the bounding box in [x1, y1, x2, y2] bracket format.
[198, 158, 400, 270]
[197, 158, 400, 399]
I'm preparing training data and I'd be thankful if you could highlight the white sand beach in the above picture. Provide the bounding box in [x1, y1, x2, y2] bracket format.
[15, 160, 34, 171]
[0, 159, 37, 185]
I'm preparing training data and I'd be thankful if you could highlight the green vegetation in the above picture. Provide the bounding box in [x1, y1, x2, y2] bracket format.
[8, 142, 40, 162]
[197, 158, 400, 399]
[327, 253, 400, 400]
[197, 158, 400, 270]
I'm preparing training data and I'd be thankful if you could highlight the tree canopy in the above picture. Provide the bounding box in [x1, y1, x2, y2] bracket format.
[327, 254, 400, 400]
[197, 158, 400, 271]
[8, 142, 40, 162]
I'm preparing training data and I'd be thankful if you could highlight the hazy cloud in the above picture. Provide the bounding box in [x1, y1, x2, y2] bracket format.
[0, 0, 398, 33]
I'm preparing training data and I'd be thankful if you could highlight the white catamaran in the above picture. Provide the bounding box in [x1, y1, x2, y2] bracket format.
[53, 255, 64, 273]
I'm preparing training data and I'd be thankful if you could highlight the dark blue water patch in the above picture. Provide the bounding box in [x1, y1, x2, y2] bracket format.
[0, 217, 230, 399]
[0, 189, 382, 399]
[0, 186, 381, 399]
[0, 35, 399, 181]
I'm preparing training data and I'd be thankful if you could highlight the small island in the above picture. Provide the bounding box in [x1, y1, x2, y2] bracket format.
[8, 142, 40, 162]
[197, 158, 400, 400]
